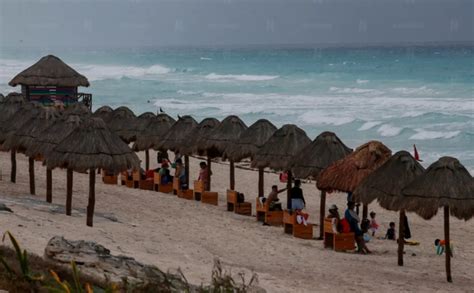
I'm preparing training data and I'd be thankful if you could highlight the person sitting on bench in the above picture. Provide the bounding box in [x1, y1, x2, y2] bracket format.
[198, 161, 211, 190]
[345, 201, 371, 254]
[175, 159, 187, 189]
[159, 161, 173, 184]
[327, 204, 341, 234]
[260, 185, 286, 211]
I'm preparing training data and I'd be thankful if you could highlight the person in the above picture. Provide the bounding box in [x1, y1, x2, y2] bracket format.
[175, 159, 187, 189]
[157, 151, 169, 167]
[385, 222, 396, 240]
[435, 239, 453, 257]
[260, 185, 286, 211]
[369, 211, 379, 236]
[326, 204, 341, 234]
[172, 151, 182, 168]
[345, 201, 371, 254]
[198, 162, 211, 190]
[290, 179, 305, 210]
[159, 160, 172, 184]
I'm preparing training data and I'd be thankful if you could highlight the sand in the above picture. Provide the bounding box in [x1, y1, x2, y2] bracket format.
[0, 150, 473, 292]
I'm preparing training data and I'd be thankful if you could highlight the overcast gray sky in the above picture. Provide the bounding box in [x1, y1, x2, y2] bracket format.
[0, 0, 472, 48]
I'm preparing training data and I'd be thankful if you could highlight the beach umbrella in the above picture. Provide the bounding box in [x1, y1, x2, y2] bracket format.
[252, 124, 311, 209]
[0, 93, 25, 122]
[401, 157, 474, 282]
[25, 115, 83, 207]
[317, 140, 392, 219]
[46, 117, 140, 227]
[107, 106, 137, 143]
[353, 151, 425, 266]
[291, 131, 352, 239]
[131, 112, 156, 170]
[197, 115, 248, 191]
[223, 119, 277, 197]
[62, 102, 91, 117]
[92, 105, 114, 123]
[2, 107, 61, 195]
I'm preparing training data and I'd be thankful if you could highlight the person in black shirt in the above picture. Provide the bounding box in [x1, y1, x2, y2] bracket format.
[386, 222, 396, 240]
[290, 179, 305, 210]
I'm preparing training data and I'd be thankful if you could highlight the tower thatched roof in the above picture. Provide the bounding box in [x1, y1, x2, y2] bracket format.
[155, 115, 198, 152]
[92, 105, 114, 123]
[317, 141, 392, 193]
[179, 118, 220, 156]
[107, 106, 137, 143]
[400, 157, 474, 220]
[46, 117, 139, 173]
[197, 115, 248, 159]
[352, 151, 425, 210]
[133, 113, 175, 151]
[251, 124, 311, 171]
[291, 131, 352, 179]
[25, 115, 83, 159]
[223, 119, 277, 162]
[9, 55, 89, 87]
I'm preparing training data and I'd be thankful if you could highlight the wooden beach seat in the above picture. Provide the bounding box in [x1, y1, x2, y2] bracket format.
[121, 172, 134, 188]
[132, 170, 140, 188]
[226, 190, 238, 211]
[139, 178, 154, 190]
[173, 177, 180, 195]
[256, 198, 283, 226]
[194, 180, 205, 201]
[153, 173, 173, 193]
[323, 218, 355, 252]
[283, 210, 313, 239]
[102, 173, 117, 185]
[178, 189, 194, 200]
[227, 190, 252, 216]
[201, 191, 218, 205]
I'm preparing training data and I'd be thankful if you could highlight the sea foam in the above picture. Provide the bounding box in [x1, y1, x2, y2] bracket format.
[410, 130, 461, 140]
[205, 73, 279, 81]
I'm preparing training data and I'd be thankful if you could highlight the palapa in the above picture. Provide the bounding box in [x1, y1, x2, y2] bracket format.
[62, 102, 91, 117]
[92, 105, 114, 123]
[107, 106, 138, 143]
[0, 93, 25, 128]
[133, 113, 176, 152]
[155, 115, 197, 152]
[401, 157, 474, 282]
[9, 55, 89, 87]
[179, 118, 220, 156]
[131, 111, 157, 170]
[46, 117, 140, 227]
[353, 150, 425, 266]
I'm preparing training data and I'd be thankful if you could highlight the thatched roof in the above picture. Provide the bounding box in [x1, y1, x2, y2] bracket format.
[317, 141, 392, 193]
[62, 102, 91, 117]
[107, 106, 137, 143]
[155, 115, 198, 152]
[25, 114, 83, 159]
[0, 102, 43, 145]
[223, 119, 277, 162]
[251, 124, 311, 171]
[46, 117, 140, 173]
[2, 107, 61, 154]
[179, 118, 220, 156]
[133, 113, 175, 152]
[92, 106, 114, 123]
[352, 151, 425, 210]
[9, 55, 89, 87]
[401, 157, 474, 220]
[291, 131, 352, 179]
[197, 115, 248, 158]
[0, 93, 25, 124]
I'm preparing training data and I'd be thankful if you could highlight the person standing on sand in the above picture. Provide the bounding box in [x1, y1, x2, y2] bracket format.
[198, 162, 211, 191]
[290, 179, 305, 210]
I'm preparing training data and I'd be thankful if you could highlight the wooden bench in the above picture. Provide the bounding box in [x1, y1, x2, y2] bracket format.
[121, 172, 134, 188]
[132, 170, 140, 189]
[201, 191, 218, 205]
[194, 180, 205, 201]
[283, 211, 313, 239]
[139, 178, 154, 190]
[256, 198, 283, 226]
[226, 190, 252, 216]
[323, 218, 355, 252]
[102, 173, 117, 185]
[178, 189, 194, 200]
[226, 190, 238, 211]
[173, 177, 180, 195]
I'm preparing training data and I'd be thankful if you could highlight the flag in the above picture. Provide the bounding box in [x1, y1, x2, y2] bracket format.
[413, 144, 422, 162]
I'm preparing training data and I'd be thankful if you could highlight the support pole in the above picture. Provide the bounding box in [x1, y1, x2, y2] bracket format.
[46, 168, 52, 203]
[258, 167, 264, 197]
[28, 157, 35, 195]
[206, 157, 211, 191]
[184, 155, 190, 187]
[319, 190, 326, 240]
[362, 204, 368, 220]
[230, 160, 235, 190]
[444, 206, 452, 282]
[145, 149, 150, 171]
[87, 168, 96, 227]
[10, 150, 16, 183]
[286, 171, 292, 210]
[66, 169, 73, 216]
[398, 209, 405, 266]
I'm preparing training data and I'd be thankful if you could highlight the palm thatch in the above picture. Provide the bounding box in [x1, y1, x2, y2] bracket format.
[1, 103, 41, 145]
[0, 93, 25, 126]
[317, 141, 392, 193]
[133, 113, 175, 152]
[92, 105, 114, 123]
[2, 107, 60, 153]
[46, 117, 140, 173]
[401, 157, 474, 220]
[62, 103, 91, 117]
[154, 115, 198, 152]
[107, 106, 137, 143]
[251, 124, 311, 171]
[179, 118, 220, 156]
[223, 119, 277, 162]
[25, 115, 83, 159]
[9, 55, 89, 87]
[353, 151, 425, 209]
[291, 131, 352, 179]
[134, 112, 156, 134]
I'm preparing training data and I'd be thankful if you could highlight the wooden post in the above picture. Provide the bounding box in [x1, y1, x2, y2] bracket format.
[319, 190, 326, 240]
[258, 167, 264, 197]
[86, 168, 96, 227]
[28, 157, 35, 195]
[66, 169, 73, 216]
[145, 149, 150, 171]
[10, 150, 16, 183]
[286, 171, 292, 210]
[46, 168, 52, 203]
[362, 204, 368, 220]
[398, 209, 405, 266]
[206, 157, 211, 191]
[184, 155, 190, 187]
[230, 160, 235, 190]
[444, 206, 452, 282]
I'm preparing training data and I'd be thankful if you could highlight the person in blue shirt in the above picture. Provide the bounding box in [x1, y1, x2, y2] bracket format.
[345, 201, 371, 254]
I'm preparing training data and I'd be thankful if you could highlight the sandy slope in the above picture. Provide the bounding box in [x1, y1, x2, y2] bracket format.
[0, 150, 473, 292]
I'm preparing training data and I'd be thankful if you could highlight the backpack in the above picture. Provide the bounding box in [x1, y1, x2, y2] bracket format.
[340, 218, 351, 233]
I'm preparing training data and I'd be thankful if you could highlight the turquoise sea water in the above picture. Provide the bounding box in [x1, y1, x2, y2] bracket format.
[1, 46, 473, 172]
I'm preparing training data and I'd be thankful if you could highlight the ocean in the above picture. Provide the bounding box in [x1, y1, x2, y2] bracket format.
[0, 46, 473, 172]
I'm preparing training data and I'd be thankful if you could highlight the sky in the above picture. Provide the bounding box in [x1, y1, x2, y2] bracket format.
[0, 0, 473, 48]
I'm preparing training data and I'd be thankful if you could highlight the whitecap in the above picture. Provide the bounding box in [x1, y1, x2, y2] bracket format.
[329, 86, 382, 95]
[356, 79, 369, 84]
[409, 130, 461, 140]
[200, 57, 212, 60]
[74, 63, 172, 81]
[300, 111, 355, 126]
[358, 121, 382, 131]
[205, 73, 279, 81]
[377, 124, 403, 137]
[391, 86, 437, 96]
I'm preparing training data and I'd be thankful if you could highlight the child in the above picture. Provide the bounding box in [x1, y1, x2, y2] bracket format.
[385, 222, 396, 240]
[369, 211, 379, 236]
[435, 239, 454, 257]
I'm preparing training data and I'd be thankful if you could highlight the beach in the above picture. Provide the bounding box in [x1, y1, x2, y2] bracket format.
[1, 150, 473, 292]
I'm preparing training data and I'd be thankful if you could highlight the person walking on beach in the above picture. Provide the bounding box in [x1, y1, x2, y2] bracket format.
[290, 179, 305, 210]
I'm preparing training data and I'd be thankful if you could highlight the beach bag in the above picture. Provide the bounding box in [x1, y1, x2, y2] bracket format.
[340, 218, 351, 233]
[237, 192, 245, 203]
